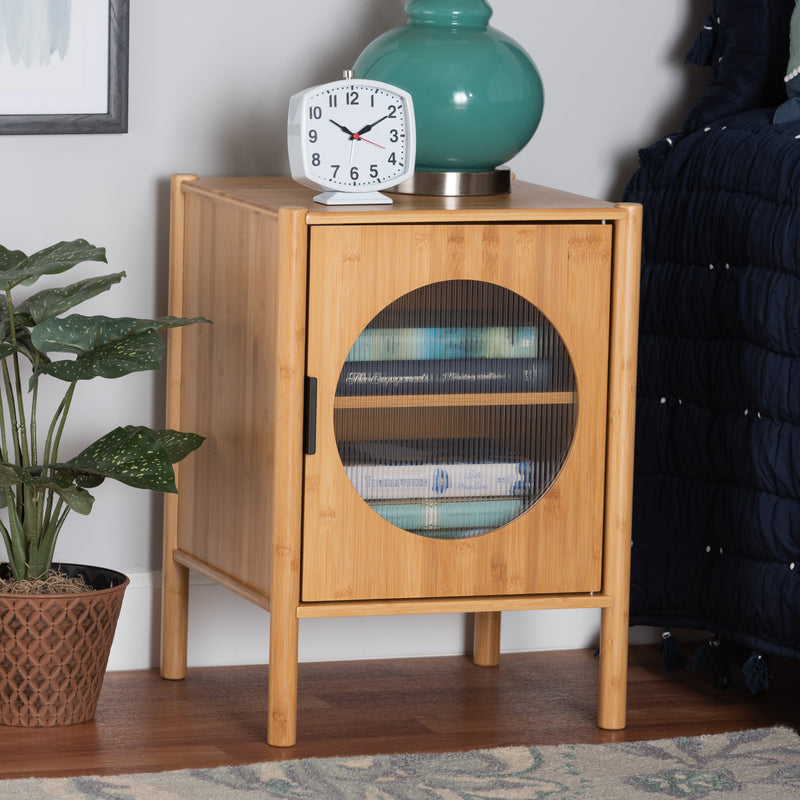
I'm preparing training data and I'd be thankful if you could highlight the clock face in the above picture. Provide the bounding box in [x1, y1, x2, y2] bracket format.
[288, 78, 415, 194]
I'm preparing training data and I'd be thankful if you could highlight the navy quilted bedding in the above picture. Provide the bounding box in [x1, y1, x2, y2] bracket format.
[624, 106, 800, 665]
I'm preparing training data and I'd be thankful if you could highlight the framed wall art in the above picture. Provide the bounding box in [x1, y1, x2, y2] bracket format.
[0, 0, 129, 135]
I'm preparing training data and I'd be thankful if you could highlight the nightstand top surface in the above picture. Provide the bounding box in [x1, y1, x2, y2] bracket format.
[180, 175, 628, 224]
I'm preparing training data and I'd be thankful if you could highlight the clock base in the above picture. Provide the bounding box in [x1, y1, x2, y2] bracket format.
[389, 168, 511, 197]
[313, 190, 393, 206]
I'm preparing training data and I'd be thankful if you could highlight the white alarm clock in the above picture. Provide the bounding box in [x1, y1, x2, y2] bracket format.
[287, 71, 416, 205]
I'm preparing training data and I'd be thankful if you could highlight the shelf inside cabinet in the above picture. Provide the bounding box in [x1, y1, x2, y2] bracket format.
[333, 391, 576, 410]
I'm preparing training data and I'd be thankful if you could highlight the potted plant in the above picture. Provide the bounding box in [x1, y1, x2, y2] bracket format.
[0, 239, 206, 727]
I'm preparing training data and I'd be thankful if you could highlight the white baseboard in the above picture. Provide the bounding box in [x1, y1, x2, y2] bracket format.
[107, 571, 662, 672]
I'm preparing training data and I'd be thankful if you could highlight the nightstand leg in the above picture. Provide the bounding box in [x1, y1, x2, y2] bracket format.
[473, 611, 501, 666]
[160, 173, 197, 683]
[268, 607, 300, 747]
[597, 202, 640, 730]
[160, 556, 189, 680]
[598, 605, 628, 729]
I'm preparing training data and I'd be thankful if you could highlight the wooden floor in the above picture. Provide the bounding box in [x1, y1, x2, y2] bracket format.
[2, 644, 799, 779]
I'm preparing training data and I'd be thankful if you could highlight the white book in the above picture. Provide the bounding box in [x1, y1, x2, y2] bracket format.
[344, 461, 533, 500]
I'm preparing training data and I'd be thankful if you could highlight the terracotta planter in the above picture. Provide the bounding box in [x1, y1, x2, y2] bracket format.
[0, 563, 129, 726]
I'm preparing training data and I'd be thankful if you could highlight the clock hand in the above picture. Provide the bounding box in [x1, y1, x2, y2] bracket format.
[356, 115, 390, 136]
[330, 119, 356, 137]
[353, 133, 385, 149]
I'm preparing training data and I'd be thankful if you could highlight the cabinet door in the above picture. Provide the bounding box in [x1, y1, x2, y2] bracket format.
[302, 223, 612, 602]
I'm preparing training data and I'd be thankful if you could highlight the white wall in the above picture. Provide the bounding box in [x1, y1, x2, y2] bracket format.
[1, 0, 707, 671]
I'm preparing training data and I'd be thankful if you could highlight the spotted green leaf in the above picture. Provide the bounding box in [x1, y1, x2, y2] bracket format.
[0, 293, 34, 333]
[31, 314, 208, 383]
[0, 240, 106, 291]
[61, 426, 204, 493]
[32, 315, 165, 356]
[21, 272, 126, 323]
[46, 484, 95, 515]
[147, 428, 206, 464]
[34, 328, 165, 382]
[0, 464, 94, 514]
[0, 246, 27, 274]
[65, 471, 106, 489]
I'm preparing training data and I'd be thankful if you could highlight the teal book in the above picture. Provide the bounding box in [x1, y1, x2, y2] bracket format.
[368, 497, 524, 532]
[345, 326, 539, 362]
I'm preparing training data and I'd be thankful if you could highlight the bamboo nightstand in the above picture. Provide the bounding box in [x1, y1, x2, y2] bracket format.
[160, 175, 642, 747]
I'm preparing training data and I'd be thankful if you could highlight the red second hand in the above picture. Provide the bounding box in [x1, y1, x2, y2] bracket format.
[353, 133, 385, 149]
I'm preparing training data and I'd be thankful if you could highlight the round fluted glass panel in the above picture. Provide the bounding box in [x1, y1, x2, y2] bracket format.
[334, 280, 577, 539]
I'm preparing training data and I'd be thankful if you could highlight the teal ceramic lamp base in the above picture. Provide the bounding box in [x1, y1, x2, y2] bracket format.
[353, 0, 544, 196]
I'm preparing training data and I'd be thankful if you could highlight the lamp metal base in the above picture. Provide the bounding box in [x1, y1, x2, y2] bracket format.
[388, 169, 511, 197]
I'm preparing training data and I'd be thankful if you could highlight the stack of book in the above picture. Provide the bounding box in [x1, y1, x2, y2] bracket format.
[338, 325, 549, 396]
[339, 439, 545, 539]
[336, 322, 572, 538]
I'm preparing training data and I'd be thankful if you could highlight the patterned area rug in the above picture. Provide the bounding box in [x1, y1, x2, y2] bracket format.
[3, 727, 800, 799]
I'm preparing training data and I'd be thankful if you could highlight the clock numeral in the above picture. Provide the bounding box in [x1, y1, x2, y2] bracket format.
[312, 153, 321, 167]
[328, 95, 338, 108]
[370, 93, 376, 107]
[331, 165, 340, 178]
[387, 105, 398, 118]
[388, 152, 397, 165]
[370, 165, 379, 179]
[309, 105, 323, 120]
[389, 129, 399, 143]
[346, 90, 359, 105]
[308, 130, 318, 143]
[350, 166, 359, 181]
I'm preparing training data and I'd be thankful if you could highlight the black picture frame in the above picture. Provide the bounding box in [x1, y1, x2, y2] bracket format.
[0, 0, 129, 135]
